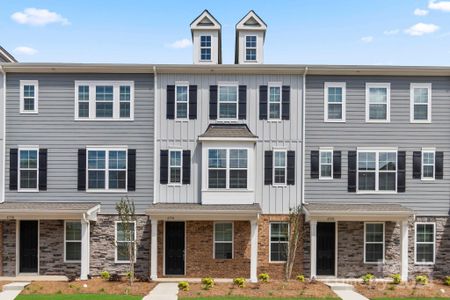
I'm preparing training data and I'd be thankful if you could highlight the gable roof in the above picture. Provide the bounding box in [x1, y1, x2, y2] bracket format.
[198, 123, 258, 141]
[190, 9, 221, 30]
[236, 10, 267, 31]
[0, 46, 17, 63]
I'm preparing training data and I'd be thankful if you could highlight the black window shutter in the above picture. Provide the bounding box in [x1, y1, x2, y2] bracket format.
[39, 149, 47, 191]
[310, 151, 319, 179]
[127, 149, 136, 191]
[348, 151, 357, 192]
[287, 151, 296, 185]
[333, 151, 341, 179]
[9, 148, 18, 191]
[413, 151, 422, 179]
[397, 151, 406, 193]
[77, 149, 86, 191]
[282, 85, 290, 120]
[436, 151, 444, 179]
[189, 85, 197, 120]
[160, 150, 169, 184]
[238, 85, 247, 120]
[259, 86, 268, 120]
[166, 85, 175, 120]
[182, 150, 191, 184]
[209, 85, 218, 120]
[264, 151, 273, 185]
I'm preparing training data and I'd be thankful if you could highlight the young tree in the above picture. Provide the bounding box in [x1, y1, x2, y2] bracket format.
[285, 205, 303, 281]
[116, 197, 137, 285]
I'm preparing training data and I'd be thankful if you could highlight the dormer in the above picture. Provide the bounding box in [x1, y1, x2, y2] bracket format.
[190, 10, 222, 64]
[235, 11, 267, 64]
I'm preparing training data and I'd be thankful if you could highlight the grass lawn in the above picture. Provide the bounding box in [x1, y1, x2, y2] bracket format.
[16, 295, 142, 300]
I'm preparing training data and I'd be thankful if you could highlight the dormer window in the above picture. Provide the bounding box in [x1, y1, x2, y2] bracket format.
[200, 35, 212, 61]
[245, 36, 257, 61]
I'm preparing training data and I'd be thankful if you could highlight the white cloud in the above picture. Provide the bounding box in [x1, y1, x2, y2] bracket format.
[11, 8, 70, 26]
[404, 23, 439, 36]
[14, 46, 38, 55]
[414, 8, 429, 16]
[361, 36, 374, 43]
[428, 0, 450, 11]
[384, 29, 400, 35]
[167, 38, 192, 49]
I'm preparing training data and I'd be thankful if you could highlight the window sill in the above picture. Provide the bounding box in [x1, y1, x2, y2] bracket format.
[64, 260, 81, 264]
[324, 119, 346, 123]
[414, 262, 435, 266]
[272, 184, 288, 188]
[319, 177, 333, 181]
[168, 183, 183, 187]
[267, 119, 282, 123]
[20, 112, 39, 115]
[421, 178, 435, 181]
[175, 119, 189, 123]
[203, 189, 254, 192]
[410, 120, 431, 124]
[86, 189, 128, 193]
[74, 118, 134, 122]
[364, 261, 385, 265]
[357, 191, 397, 194]
[269, 261, 287, 264]
[17, 189, 39, 193]
[365, 120, 390, 123]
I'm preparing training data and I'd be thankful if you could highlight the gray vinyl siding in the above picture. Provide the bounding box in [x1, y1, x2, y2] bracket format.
[0, 72, 4, 201]
[5, 73, 154, 213]
[156, 73, 303, 214]
[305, 75, 450, 216]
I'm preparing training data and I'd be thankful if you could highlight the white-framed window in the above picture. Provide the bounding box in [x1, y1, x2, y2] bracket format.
[268, 83, 282, 120]
[245, 35, 257, 61]
[18, 147, 39, 191]
[422, 148, 435, 180]
[410, 83, 432, 123]
[273, 150, 287, 185]
[115, 221, 136, 263]
[324, 82, 346, 122]
[366, 83, 390, 122]
[415, 222, 435, 265]
[64, 221, 81, 263]
[214, 222, 233, 259]
[319, 148, 333, 179]
[20, 80, 38, 114]
[364, 222, 385, 264]
[208, 148, 248, 189]
[270, 222, 289, 262]
[218, 84, 238, 120]
[87, 147, 127, 192]
[200, 35, 212, 61]
[75, 81, 134, 120]
[175, 84, 189, 120]
[357, 149, 397, 193]
[169, 149, 182, 185]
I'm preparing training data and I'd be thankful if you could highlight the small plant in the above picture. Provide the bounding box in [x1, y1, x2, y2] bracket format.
[296, 274, 305, 282]
[388, 285, 396, 291]
[56, 290, 63, 294]
[362, 273, 375, 284]
[100, 270, 111, 281]
[233, 277, 246, 288]
[178, 281, 190, 291]
[391, 274, 401, 284]
[126, 271, 134, 279]
[201, 277, 215, 290]
[98, 288, 106, 293]
[444, 276, 450, 286]
[258, 273, 270, 283]
[416, 275, 429, 285]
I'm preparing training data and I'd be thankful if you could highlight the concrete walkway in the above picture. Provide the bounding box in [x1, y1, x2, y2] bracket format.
[143, 283, 178, 300]
[0, 282, 30, 300]
[325, 282, 369, 300]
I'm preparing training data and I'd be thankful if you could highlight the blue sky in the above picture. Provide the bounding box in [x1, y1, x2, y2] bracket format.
[1, 0, 450, 65]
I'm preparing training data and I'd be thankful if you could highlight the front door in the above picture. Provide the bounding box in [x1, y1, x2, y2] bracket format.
[19, 220, 39, 273]
[317, 222, 335, 276]
[165, 222, 185, 275]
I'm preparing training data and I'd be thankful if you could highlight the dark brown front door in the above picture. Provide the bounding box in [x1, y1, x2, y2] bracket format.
[20, 220, 39, 273]
[317, 222, 335, 276]
[165, 222, 185, 275]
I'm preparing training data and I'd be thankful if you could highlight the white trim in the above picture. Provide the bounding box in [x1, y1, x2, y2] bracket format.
[1, 67, 6, 203]
[213, 221, 234, 259]
[400, 220, 409, 282]
[319, 147, 333, 180]
[217, 84, 239, 121]
[410, 83, 432, 123]
[324, 82, 346, 122]
[267, 82, 282, 121]
[310, 220, 317, 278]
[150, 218, 158, 280]
[20, 80, 39, 114]
[168, 149, 183, 186]
[414, 222, 436, 265]
[365, 83, 390, 123]
[64, 220, 82, 263]
[250, 219, 258, 283]
[114, 220, 137, 264]
[175, 83, 189, 120]
[357, 148, 397, 193]
[421, 148, 435, 181]
[16, 220, 40, 275]
[269, 221, 289, 263]
[18, 146, 39, 192]
[272, 149, 287, 186]
[363, 222, 385, 264]
[244, 35, 257, 62]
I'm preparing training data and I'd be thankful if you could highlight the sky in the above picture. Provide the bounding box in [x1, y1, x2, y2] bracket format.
[1, 0, 450, 65]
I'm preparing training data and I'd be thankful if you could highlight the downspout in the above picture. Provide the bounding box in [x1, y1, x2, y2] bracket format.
[0, 65, 5, 203]
[301, 67, 308, 205]
[153, 66, 158, 204]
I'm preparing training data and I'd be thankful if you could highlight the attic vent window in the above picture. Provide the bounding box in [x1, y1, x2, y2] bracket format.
[245, 36, 257, 61]
[200, 35, 212, 61]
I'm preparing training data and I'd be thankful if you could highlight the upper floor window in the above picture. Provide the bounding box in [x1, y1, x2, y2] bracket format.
[176, 85, 188, 119]
[200, 35, 212, 61]
[87, 148, 127, 191]
[319, 148, 333, 179]
[415, 222, 435, 264]
[65, 221, 81, 262]
[268, 84, 281, 120]
[273, 150, 287, 185]
[245, 35, 257, 61]
[411, 83, 431, 123]
[208, 148, 248, 189]
[19, 147, 38, 191]
[169, 150, 182, 184]
[218, 85, 238, 120]
[324, 82, 346, 122]
[366, 83, 390, 122]
[75, 81, 134, 120]
[20, 80, 38, 114]
[422, 149, 435, 180]
[358, 149, 397, 192]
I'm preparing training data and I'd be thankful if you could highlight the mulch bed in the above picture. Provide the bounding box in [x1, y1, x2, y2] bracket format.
[355, 281, 450, 299]
[20, 278, 156, 296]
[179, 280, 337, 298]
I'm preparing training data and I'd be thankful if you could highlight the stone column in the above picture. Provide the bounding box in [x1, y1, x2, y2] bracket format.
[401, 220, 409, 282]
[250, 219, 258, 283]
[310, 220, 317, 279]
[150, 219, 158, 280]
[80, 219, 90, 280]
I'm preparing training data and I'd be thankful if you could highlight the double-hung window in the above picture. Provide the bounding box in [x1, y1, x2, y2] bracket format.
[415, 223, 435, 264]
[270, 222, 289, 262]
[175, 85, 188, 119]
[18, 147, 38, 191]
[200, 35, 212, 61]
[78, 85, 90, 118]
[65, 221, 82, 262]
[120, 85, 131, 118]
[358, 149, 397, 192]
[273, 150, 287, 185]
[366, 83, 390, 122]
[268, 84, 282, 120]
[96, 85, 114, 118]
[20, 80, 38, 113]
[411, 83, 431, 123]
[115, 221, 136, 263]
[208, 149, 248, 189]
[87, 148, 127, 191]
[214, 222, 233, 259]
[169, 150, 182, 184]
[245, 35, 257, 61]
[364, 223, 384, 263]
[319, 148, 333, 179]
[218, 85, 238, 120]
[422, 149, 435, 180]
[324, 82, 345, 122]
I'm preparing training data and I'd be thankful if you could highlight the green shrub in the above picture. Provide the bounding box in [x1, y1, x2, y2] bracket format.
[296, 274, 306, 282]
[178, 281, 190, 291]
[233, 277, 246, 288]
[100, 271, 110, 281]
[362, 273, 375, 284]
[444, 276, 450, 286]
[416, 275, 429, 285]
[201, 277, 215, 290]
[258, 273, 270, 283]
[391, 274, 401, 284]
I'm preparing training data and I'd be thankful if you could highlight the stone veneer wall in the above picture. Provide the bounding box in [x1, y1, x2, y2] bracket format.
[0, 222, 3, 276]
[3, 220, 16, 276]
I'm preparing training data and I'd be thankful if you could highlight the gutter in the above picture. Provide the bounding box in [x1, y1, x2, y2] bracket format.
[0, 65, 5, 203]
[301, 67, 308, 205]
[153, 66, 158, 204]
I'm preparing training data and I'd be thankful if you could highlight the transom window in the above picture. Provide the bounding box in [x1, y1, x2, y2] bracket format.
[273, 150, 287, 185]
[366, 83, 390, 122]
[422, 149, 435, 180]
[324, 82, 345, 122]
[200, 35, 212, 61]
[270, 222, 289, 262]
[175, 85, 188, 119]
[20, 80, 38, 113]
[87, 148, 127, 191]
[208, 148, 248, 189]
[214, 222, 233, 259]
[364, 223, 384, 263]
[358, 150, 397, 192]
[245, 35, 257, 61]
[65, 221, 81, 262]
[411, 83, 432, 122]
[116, 221, 136, 263]
[268, 85, 281, 120]
[415, 223, 435, 264]
[19, 148, 38, 191]
[319, 149, 333, 179]
[218, 85, 238, 120]
[169, 150, 182, 184]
